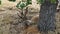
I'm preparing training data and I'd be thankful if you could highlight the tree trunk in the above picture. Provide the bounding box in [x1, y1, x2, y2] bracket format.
[38, 0, 58, 34]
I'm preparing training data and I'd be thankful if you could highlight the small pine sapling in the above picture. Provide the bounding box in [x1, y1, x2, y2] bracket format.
[16, 0, 32, 21]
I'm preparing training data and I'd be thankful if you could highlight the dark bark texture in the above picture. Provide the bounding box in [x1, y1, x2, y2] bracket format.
[38, 0, 58, 33]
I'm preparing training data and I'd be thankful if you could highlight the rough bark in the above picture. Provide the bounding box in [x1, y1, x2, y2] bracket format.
[38, 0, 58, 34]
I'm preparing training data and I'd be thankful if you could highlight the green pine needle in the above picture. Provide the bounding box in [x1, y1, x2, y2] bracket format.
[20, 2, 26, 9]
[16, 0, 32, 9]
[16, 2, 26, 9]
[26, 0, 32, 5]
[36, 0, 45, 4]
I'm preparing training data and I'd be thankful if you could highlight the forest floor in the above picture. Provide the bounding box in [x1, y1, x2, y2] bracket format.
[0, 0, 60, 34]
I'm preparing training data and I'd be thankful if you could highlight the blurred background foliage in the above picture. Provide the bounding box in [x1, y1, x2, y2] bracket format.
[36, 0, 57, 4]
[8, 0, 16, 2]
[0, 0, 1, 5]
